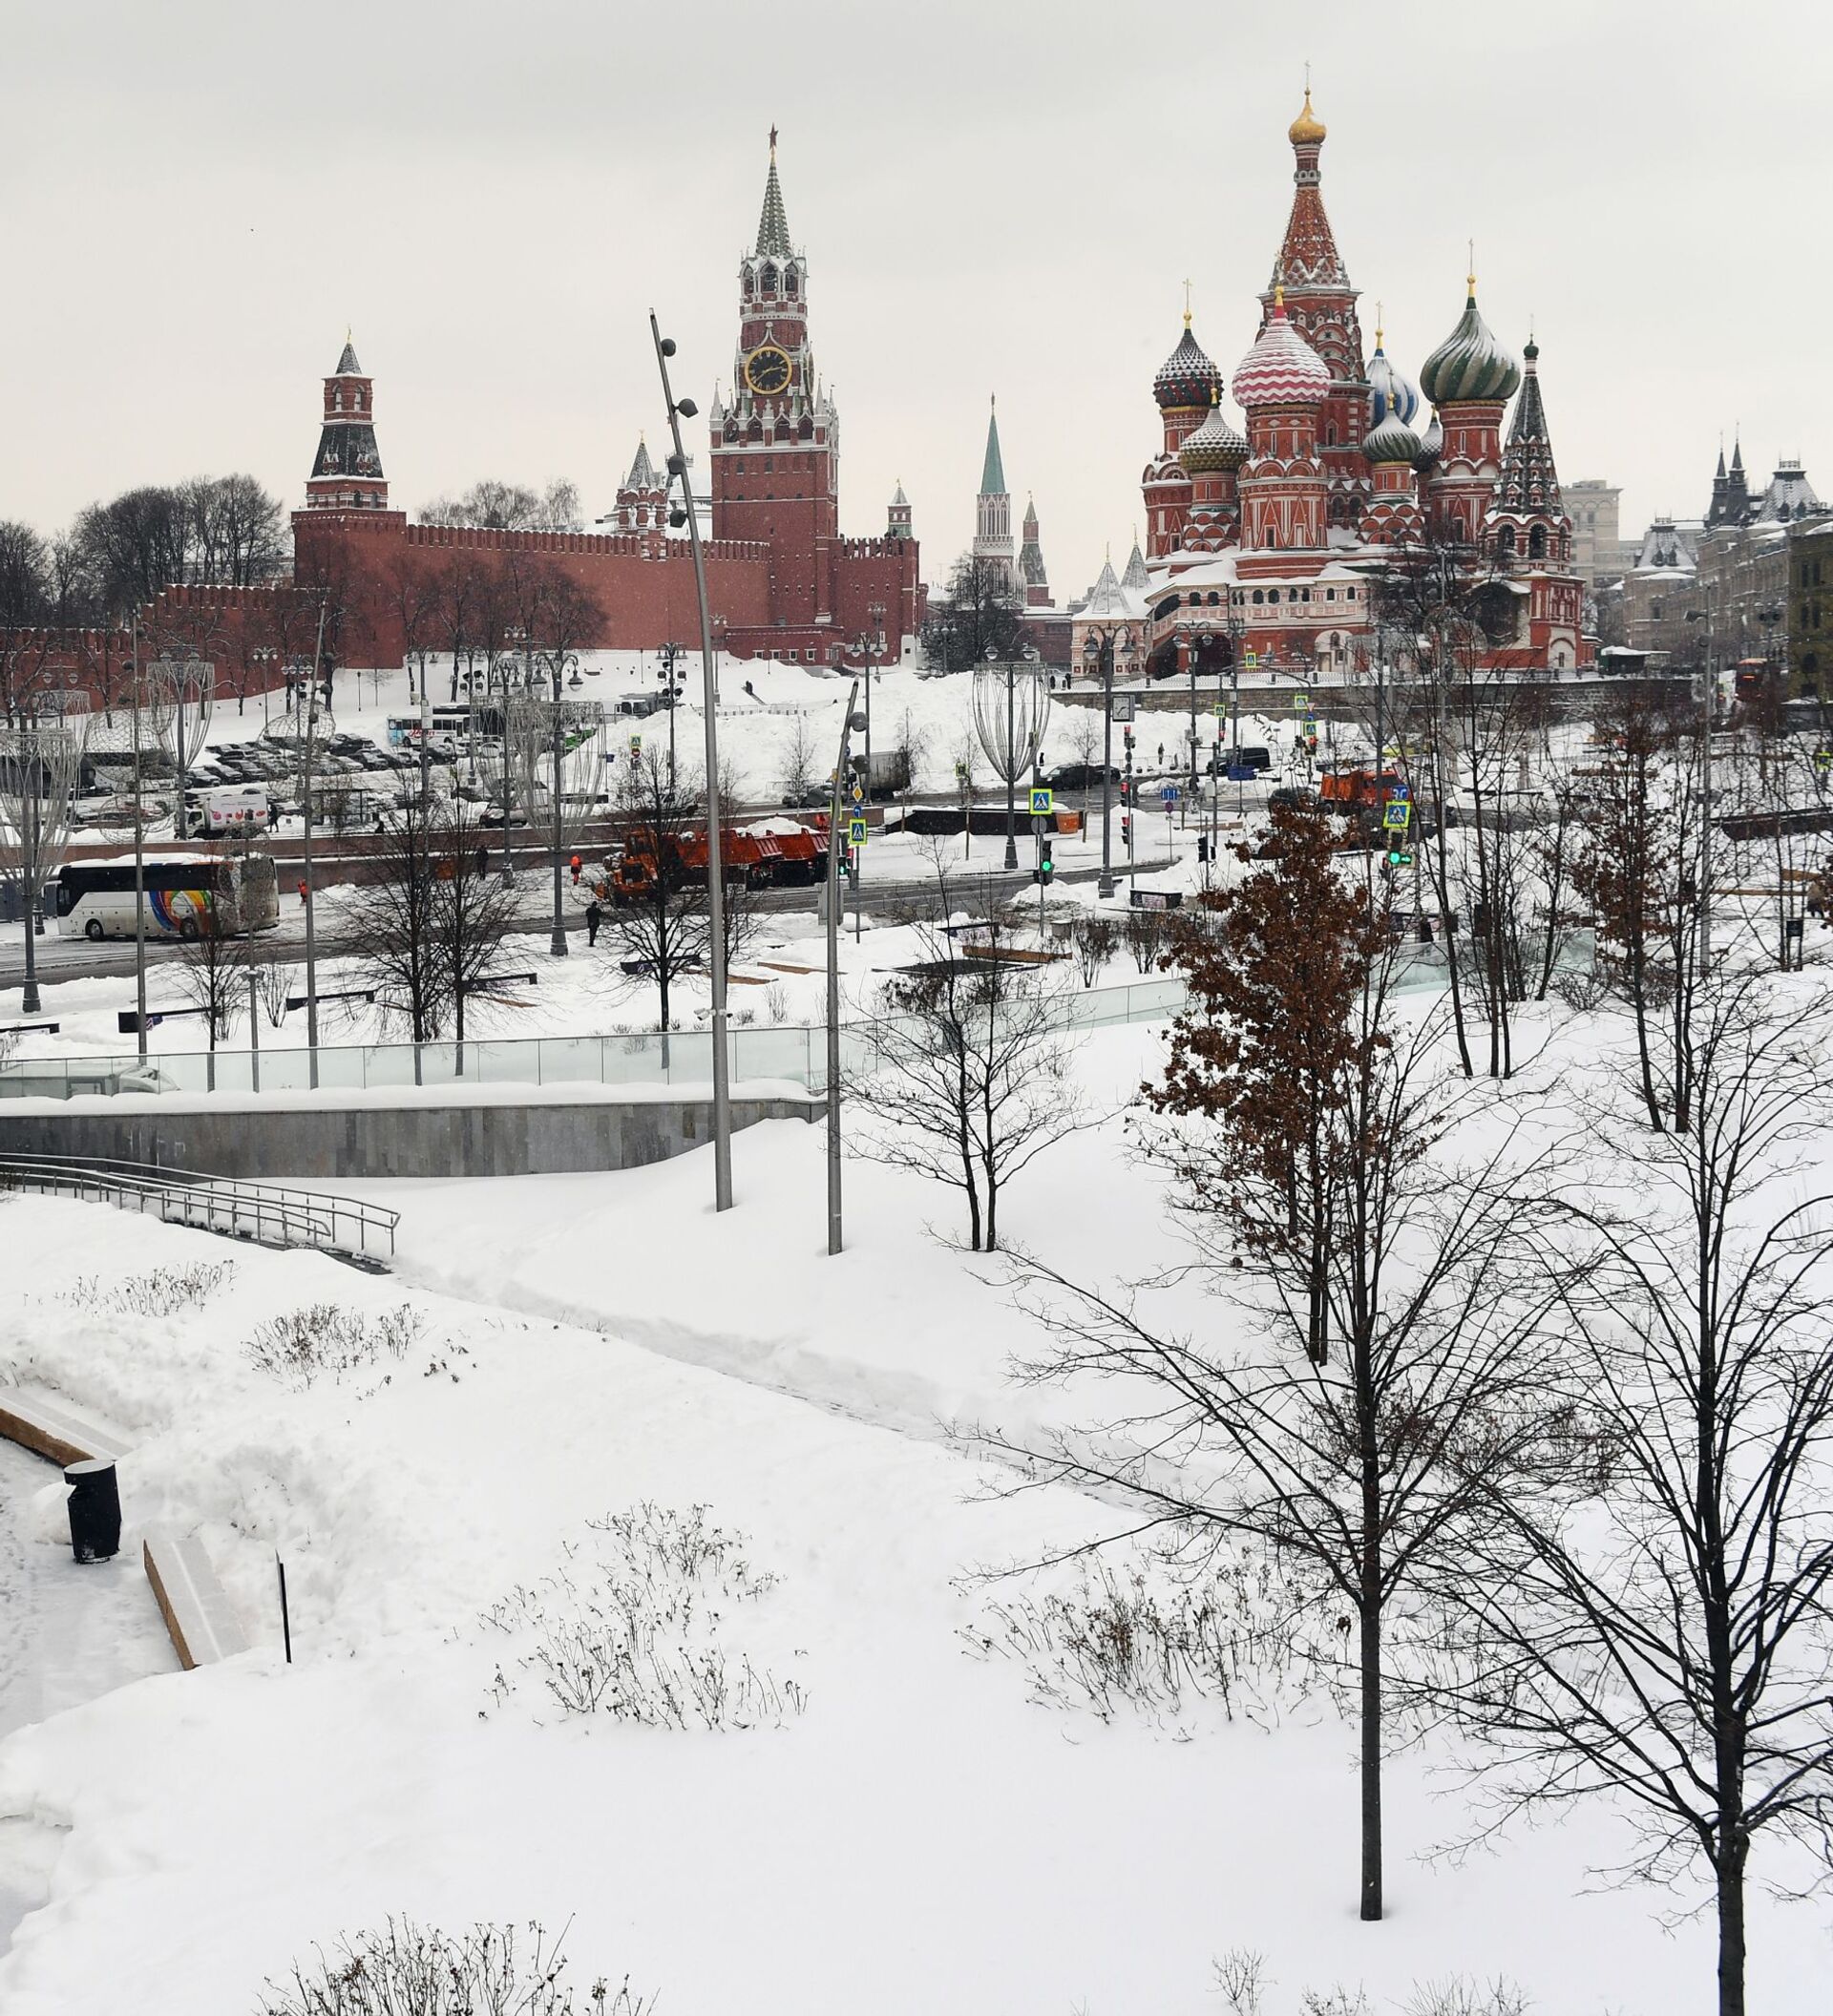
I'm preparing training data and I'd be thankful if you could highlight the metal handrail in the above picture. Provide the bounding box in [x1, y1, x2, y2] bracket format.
[0, 1152, 398, 1258]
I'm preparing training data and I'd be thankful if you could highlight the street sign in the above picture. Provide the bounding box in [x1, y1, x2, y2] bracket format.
[1111, 694, 1137, 723]
[851, 780, 865, 806]
[1161, 785, 1179, 807]
[1244, 651, 1259, 670]
[1382, 801, 1412, 831]
[848, 816, 868, 846]
[1293, 691, 1310, 711]
[1212, 702, 1227, 718]
[1029, 787, 1055, 816]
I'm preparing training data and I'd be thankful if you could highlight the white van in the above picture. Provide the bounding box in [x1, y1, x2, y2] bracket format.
[186, 786, 272, 836]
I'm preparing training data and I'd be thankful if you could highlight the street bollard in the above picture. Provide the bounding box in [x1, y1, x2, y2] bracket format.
[65, 1459, 121, 1563]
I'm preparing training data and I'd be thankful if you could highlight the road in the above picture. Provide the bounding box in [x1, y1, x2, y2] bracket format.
[0, 850, 1184, 993]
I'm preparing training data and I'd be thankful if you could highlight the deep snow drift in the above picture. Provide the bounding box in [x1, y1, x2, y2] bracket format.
[0, 1016, 1827, 2011]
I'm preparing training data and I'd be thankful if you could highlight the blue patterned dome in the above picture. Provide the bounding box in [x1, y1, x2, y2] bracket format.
[1366, 339, 1420, 428]
[1413, 410, 1443, 472]
[1420, 284, 1520, 406]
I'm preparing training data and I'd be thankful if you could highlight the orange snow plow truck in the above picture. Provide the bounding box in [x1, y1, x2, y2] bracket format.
[598, 819, 831, 904]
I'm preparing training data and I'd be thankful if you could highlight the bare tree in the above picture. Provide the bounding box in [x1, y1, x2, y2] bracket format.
[780, 711, 819, 803]
[418, 478, 583, 533]
[170, 873, 243, 1091]
[923, 554, 1031, 673]
[601, 747, 709, 1039]
[976, 808, 1562, 1922]
[1569, 688, 1709, 1132]
[857, 859, 1088, 1251]
[1433, 974, 1833, 2016]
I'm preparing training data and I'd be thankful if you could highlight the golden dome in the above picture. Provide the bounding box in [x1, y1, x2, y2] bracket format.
[1289, 88, 1327, 145]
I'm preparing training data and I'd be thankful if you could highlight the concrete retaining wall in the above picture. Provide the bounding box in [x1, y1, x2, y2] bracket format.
[0, 1094, 820, 1181]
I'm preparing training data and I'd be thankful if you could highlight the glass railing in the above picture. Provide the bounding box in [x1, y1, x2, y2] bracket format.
[0, 976, 1191, 1102]
[0, 946, 1585, 1105]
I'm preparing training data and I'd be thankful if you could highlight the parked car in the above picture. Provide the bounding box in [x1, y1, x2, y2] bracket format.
[783, 784, 832, 809]
[1044, 762, 1122, 790]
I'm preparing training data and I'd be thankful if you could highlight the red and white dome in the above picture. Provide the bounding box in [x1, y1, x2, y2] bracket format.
[1232, 290, 1331, 410]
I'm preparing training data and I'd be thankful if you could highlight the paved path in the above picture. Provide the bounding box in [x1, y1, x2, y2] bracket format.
[0, 1436, 174, 1954]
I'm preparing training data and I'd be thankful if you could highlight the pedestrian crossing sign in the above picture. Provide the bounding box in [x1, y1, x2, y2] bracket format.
[1030, 787, 1055, 816]
[1382, 801, 1412, 831]
[849, 816, 868, 846]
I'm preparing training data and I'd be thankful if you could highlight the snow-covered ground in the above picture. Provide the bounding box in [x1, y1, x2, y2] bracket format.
[1, 1011, 1828, 2011]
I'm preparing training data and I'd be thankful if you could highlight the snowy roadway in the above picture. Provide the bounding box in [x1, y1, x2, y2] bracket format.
[0, 1438, 174, 1957]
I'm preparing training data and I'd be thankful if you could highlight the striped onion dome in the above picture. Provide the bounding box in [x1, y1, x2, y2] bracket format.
[1362, 408, 1422, 466]
[1366, 340, 1420, 428]
[1178, 393, 1250, 473]
[1413, 410, 1443, 472]
[1232, 289, 1331, 409]
[1154, 321, 1224, 411]
[1420, 284, 1521, 406]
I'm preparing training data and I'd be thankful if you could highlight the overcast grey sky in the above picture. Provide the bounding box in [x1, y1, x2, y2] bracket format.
[3, 0, 1827, 599]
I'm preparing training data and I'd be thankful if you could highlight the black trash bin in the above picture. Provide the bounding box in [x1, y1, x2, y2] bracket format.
[65, 1459, 121, 1564]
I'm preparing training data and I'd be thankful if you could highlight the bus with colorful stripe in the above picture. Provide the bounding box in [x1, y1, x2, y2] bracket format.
[53, 852, 281, 942]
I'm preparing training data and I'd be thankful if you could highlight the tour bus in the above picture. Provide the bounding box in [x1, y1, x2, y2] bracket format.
[54, 852, 282, 942]
[386, 704, 501, 750]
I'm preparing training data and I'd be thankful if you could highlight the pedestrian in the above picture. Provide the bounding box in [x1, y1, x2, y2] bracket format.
[586, 898, 602, 947]
[474, 844, 488, 878]
[296, 878, 309, 906]
[1156, 741, 1165, 768]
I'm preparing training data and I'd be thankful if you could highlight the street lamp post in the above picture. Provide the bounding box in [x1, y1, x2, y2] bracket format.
[1687, 599, 1717, 972]
[826, 685, 868, 1255]
[651, 312, 733, 1213]
[659, 640, 683, 788]
[1081, 623, 1129, 900]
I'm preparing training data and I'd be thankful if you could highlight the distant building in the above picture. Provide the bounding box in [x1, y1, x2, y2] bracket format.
[1789, 518, 1833, 699]
[1565, 479, 1625, 584]
[1621, 517, 1703, 662]
[1621, 442, 1828, 669]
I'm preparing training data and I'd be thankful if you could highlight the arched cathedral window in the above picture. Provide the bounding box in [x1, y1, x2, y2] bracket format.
[761, 262, 778, 294]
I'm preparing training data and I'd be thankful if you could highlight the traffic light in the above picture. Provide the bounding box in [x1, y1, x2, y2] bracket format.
[1121, 814, 1132, 847]
[1036, 837, 1055, 885]
[1386, 850, 1413, 870]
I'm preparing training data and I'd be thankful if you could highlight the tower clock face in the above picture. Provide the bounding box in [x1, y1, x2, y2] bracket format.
[745, 346, 792, 396]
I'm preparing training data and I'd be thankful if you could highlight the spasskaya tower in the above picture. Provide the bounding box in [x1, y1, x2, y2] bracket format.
[707, 130, 843, 636]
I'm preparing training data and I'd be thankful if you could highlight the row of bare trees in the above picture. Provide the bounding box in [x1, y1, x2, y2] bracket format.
[939, 800, 1833, 2016]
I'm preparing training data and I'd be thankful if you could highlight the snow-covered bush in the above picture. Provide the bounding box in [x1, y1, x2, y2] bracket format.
[1211, 1956, 1528, 2016]
[481, 1502, 808, 1731]
[246, 1302, 427, 1387]
[62, 1260, 235, 1317]
[962, 1549, 1338, 1726]
[256, 1917, 650, 2015]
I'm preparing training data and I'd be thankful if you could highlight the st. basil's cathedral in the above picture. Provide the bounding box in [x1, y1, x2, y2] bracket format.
[1136, 91, 1587, 678]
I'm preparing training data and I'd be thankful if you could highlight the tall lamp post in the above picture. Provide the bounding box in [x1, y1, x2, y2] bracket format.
[651, 311, 733, 1213]
[825, 684, 868, 1255]
[971, 645, 1049, 873]
[1080, 622, 1130, 899]
[845, 629, 881, 941]
[1686, 598, 1717, 971]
